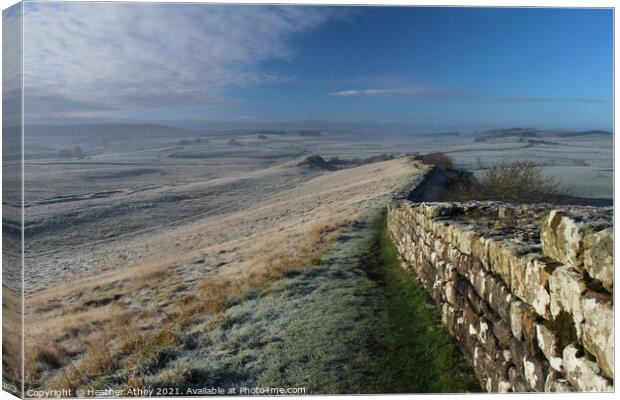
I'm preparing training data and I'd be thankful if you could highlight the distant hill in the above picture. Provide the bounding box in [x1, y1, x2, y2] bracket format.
[416, 131, 460, 137]
[23, 123, 192, 138]
[547, 130, 612, 138]
[473, 127, 611, 142]
[473, 127, 537, 142]
[236, 129, 322, 137]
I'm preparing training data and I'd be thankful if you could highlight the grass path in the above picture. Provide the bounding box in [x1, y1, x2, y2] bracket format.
[147, 209, 479, 394]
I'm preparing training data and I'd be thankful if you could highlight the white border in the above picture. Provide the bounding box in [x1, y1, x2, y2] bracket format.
[0, 2, 616, 400]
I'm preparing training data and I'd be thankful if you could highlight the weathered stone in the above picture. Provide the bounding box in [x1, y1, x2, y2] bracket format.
[509, 338, 526, 378]
[491, 317, 512, 348]
[544, 370, 574, 392]
[462, 300, 481, 337]
[521, 305, 540, 357]
[510, 300, 528, 340]
[471, 268, 487, 299]
[581, 292, 614, 379]
[496, 380, 511, 393]
[455, 227, 477, 255]
[466, 286, 485, 315]
[387, 200, 613, 393]
[536, 324, 563, 372]
[477, 316, 492, 345]
[481, 325, 499, 361]
[510, 255, 554, 319]
[442, 303, 461, 338]
[444, 281, 458, 305]
[422, 203, 462, 219]
[485, 273, 512, 322]
[473, 350, 497, 392]
[541, 210, 585, 267]
[583, 228, 613, 291]
[495, 349, 512, 380]
[522, 354, 548, 392]
[508, 367, 528, 393]
[487, 239, 514, 288]
[470, 235, 487, 265]
[549, 265, 587, 340]
[562, 345, 613, 392]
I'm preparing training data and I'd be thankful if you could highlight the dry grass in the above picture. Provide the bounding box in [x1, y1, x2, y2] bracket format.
[172, 217, 357, 328]
[3, 287, 23, 391]
[24, 217, 357, 392]
[21, 158, 422, 392]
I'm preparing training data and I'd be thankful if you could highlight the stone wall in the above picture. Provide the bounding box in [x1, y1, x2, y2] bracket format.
[387, 200, 613, 392]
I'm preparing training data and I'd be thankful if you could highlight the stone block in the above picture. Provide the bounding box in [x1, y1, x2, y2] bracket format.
[562, 345, 613, 392]
[495, 349, 512, 380]
[522, 354, 548, 392]
[491, 317, 512, 348]
[549, 265, 587, 340]
[463, 300, 481, 336]
[471, 268, 487, 299]
[482, 326, 499, 361]
[422, 203, 462, 219]
[510, 255, 554, 319]
[536, 324, 563, 372]
[581, 292, 614, 379]
[477, 316, 492, 345]
[508, 367, 528, 393]
[485, 274, 512, 324]
[544, 370, 574, 392]
[455, 227, 477, 256]
[541, 210, 584, 267]
[487, 239, 513, 287]
[444, 281, 458, 306]
[521, 305, 540, 357]
[474, 350, 497, 392]
[510, 300, 528, 340]
[583, 228, 613, 291]
[466, 285, 485, 315]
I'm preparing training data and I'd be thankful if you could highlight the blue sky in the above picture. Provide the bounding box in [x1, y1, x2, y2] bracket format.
[19, 3, 613, 133]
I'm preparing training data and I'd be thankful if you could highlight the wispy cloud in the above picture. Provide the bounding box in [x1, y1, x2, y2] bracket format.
[330, 86, 606, 103]
[22, 3, 339, 119]
[3, 4, 23, 127]
[329, 87, 478, 98]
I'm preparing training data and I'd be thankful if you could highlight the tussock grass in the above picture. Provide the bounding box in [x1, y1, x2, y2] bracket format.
[256, 217, 353, 281]
[125, 330, 181, 372]
[26, 217, 355, 392]
[3, 288, 23, 393]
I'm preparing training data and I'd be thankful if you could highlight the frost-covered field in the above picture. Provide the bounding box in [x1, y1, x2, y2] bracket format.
[11, 124, 610, 392]
[20, 127, 612, 290]
[407, 132, 613, 199]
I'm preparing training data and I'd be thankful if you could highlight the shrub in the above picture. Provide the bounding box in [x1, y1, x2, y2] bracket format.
[421, 152, 454, 168]
[448, 160, 565, 204]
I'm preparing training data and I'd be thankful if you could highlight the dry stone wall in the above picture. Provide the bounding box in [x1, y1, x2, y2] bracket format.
[387, 200, 613, 392]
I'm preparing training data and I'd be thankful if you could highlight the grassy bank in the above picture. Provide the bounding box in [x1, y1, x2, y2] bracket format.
[364, 210, 480, 393]
[54, 210, 479, 394]
[147, 210, 480, 394]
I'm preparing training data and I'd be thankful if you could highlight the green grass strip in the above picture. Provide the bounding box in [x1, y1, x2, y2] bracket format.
[365, 210, 480, 393]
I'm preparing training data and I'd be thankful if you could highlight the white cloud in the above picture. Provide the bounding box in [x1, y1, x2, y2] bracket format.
[22, 3, 336, 119]
[329, 87, 605, 104]
[329, 86, 478, 97]
[3, 4, 23, 127]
